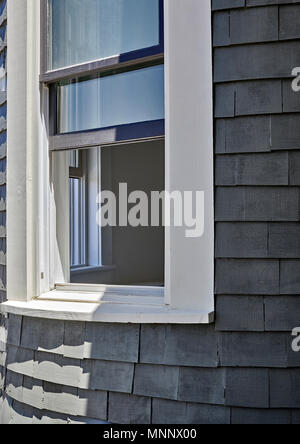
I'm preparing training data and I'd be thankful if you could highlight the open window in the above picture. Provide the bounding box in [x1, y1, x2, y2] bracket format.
[44, 0, 165, 289]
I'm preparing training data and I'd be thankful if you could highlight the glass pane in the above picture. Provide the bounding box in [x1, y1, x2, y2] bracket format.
[50, 0, 160, 70]
[58, 64, 164, 134]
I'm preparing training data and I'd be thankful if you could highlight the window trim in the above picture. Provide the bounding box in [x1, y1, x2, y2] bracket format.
[3, 0, 215, 324]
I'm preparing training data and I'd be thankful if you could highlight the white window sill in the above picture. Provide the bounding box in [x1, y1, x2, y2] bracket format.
[0, 287, 214, 324]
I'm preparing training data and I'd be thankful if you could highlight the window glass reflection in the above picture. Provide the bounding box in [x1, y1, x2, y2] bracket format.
[50, 0, 160, 69]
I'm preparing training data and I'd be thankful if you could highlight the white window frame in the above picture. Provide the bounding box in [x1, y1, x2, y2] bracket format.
[3, 0, 214, 324]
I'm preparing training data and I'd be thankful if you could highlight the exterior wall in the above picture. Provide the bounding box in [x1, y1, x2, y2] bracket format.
[0, 0, 300, 424]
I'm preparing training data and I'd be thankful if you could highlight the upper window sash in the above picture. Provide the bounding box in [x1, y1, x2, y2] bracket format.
[40, 0, 164, 84]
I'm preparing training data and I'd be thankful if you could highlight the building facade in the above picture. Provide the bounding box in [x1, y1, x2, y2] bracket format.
[0, 0, 300, 424]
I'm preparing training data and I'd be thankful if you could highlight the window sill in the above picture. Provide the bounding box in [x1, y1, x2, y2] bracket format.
[70, 265, 116, 275]
[0, 290, 214, 324]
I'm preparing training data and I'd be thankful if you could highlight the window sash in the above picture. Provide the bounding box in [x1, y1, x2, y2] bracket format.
[57, 64, 165, 135]
[49, 77, 165, 152]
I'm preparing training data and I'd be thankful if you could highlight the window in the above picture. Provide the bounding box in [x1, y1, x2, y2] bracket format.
[45, 0, 165, 149]
[5, 0, 214, 323]
[45, 0, 166, 287]
[57, 64, 165, 134]
[48, 0, 163, 70]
